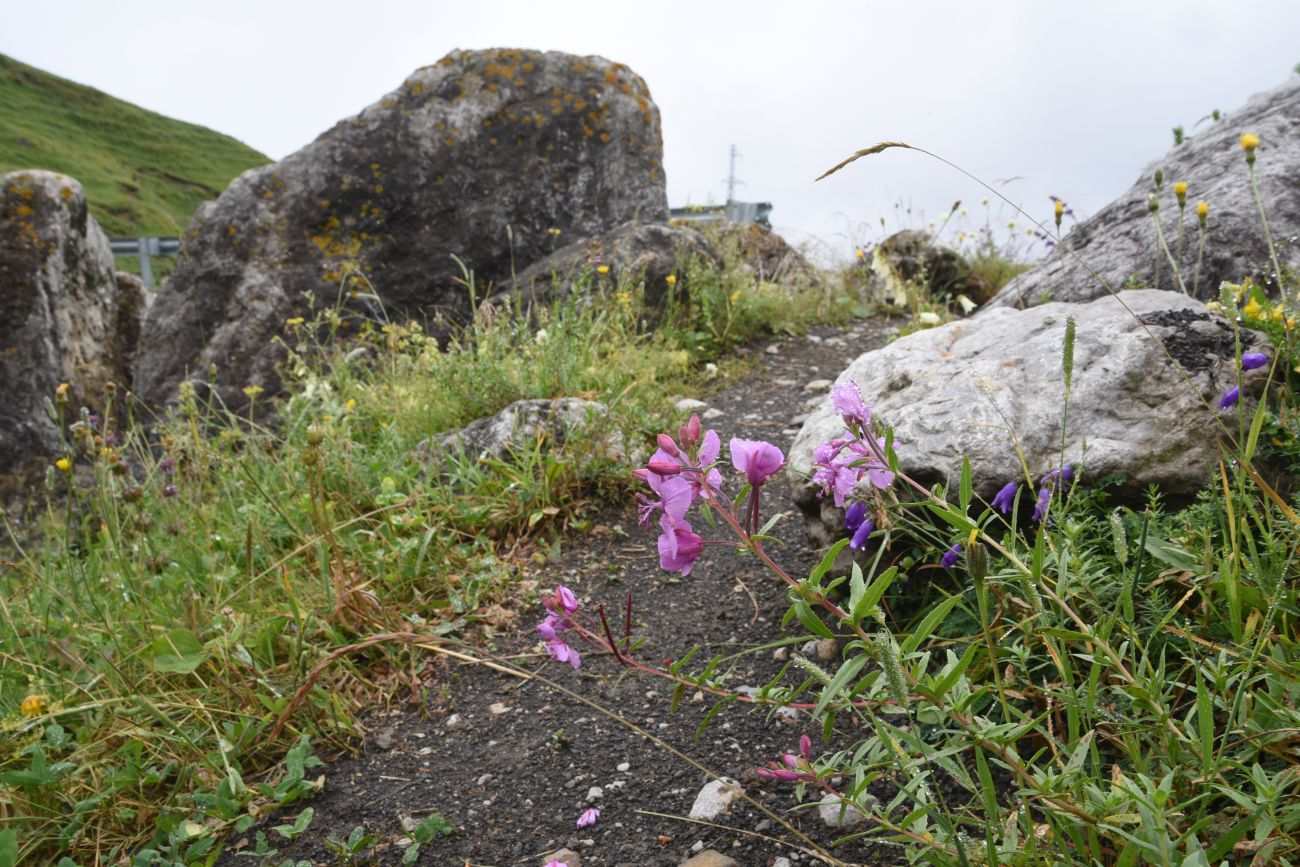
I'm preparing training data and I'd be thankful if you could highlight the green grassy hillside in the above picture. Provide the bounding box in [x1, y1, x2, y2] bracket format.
[0, 53, 270, 237]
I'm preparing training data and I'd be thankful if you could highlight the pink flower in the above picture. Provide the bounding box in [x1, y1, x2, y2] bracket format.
[637, 474, 693, 530]
[831, 381, 871, 427]
[730, 438, 785, 487]
[536, 614, 565, 640]
[648, 429, 723, 500]
[576, 807, 600, 828]
[546, 638, 581, 669]
[554, 585, 579, 616]
[658, 518, 704, 575]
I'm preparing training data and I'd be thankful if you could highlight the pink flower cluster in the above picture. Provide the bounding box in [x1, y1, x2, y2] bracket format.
[634, 415, 786, 575]
[755, 733, 816, 783]
[811, 383, 894, 507]
[537, 585, 582, 669]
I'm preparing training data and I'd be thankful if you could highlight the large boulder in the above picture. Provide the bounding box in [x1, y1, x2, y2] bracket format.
[430, 397, 625, 463]
[134, 48, 669, 411]
[861, 230, 992, 307]
[707, 222, 820, 289]
[487, 221, 719, 313]
[789, 290, 1263, 546]
[0, 170, 148, 474]
[988, 77, 1300, 309]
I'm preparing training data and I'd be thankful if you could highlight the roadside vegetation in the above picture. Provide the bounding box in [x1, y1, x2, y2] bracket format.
[0, 230, 865, 865]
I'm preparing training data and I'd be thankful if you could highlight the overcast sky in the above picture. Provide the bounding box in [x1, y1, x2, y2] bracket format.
[4, 1, 1298, 262]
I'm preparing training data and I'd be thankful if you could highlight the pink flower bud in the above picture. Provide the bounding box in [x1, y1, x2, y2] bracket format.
[800, 734, 812, 761]
[680, 415, 701, 448]
[656, 433, 679, 456]
[756, 767, 802, 782]
[646, 459, 683, 476]
[782, 753, 799, 768]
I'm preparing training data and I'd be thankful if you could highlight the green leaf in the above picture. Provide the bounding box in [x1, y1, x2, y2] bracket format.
[901, 595, 961, 654]
[808, 539, 849, 589]
[813, 655, 869, 718]
[850, 566, 897, 626]
[959, 457, 972, 513]
[1196, 669, 1214, 778]
[412, 814, 453, 842]
[402, 842, 422, 865]
[148, 628, 208, 674]
[1243, 389, 1269, 464]
[792, 600, 835, 639]
[0, 830, 17, 867]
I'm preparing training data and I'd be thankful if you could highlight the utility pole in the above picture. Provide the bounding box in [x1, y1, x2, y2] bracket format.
[726, 144, 740, 204]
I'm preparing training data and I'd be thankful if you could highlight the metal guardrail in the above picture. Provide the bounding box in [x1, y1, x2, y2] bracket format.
[109, 236, 180, 287]
[669, 200, 772, 228]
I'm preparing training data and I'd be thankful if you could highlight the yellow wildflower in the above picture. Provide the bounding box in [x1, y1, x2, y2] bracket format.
[665, 274, 677, 286]
[1054, 200, 1064, 218]
[1173, 181, 1188, 205]
[20, 695, 45, 717]
[547, 227, 561, 236]
[1204, 301, 1223, 313]
[1288, 316, 1297, 331]
[1242, 298, 1262, 318]
[55, 457, 71, 472]
[242, 385, 264, 400]
[55, 382, 69, 403]
[854, 248, 865, 260]
[730, 290, 741, 303]
[596, 265, 610, 274]
[344, 398, 357, 412]
[1196, 201, 1209, 221]
[285, 317, 305, 326]
[1273, 307, 1286, 321]
[1239, 133, 1260, 152]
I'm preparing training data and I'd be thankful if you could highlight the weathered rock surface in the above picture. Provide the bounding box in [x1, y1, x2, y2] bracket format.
[488, 222, 718, 313]
[988, 77, 1300, 309]
[862, 230, 992, 306]
[0, 170, 148, 473]
[677, 851, 739, 867]
[432, 397, 624, 463]
[134, 48, 668, 411]
[817, 793, 876, 829]
[790, 290, 1263, 545]
[710, 222, 819, 288]
[687, 777, 743, 821]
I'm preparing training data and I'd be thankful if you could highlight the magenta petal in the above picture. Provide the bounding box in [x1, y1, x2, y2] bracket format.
[699, 429, 720, 465]
[658, 476, 694, 523]
[555, 585, 579, 616]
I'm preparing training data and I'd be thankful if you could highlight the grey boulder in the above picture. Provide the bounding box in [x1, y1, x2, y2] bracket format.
[488, 221, 719, 314]
[0, 170, 148, 474]
[433, 397, 624, 464]
[988, 76, 1300, 309]
[134, 48, 668, 412]
[790, 290, 1263, 546]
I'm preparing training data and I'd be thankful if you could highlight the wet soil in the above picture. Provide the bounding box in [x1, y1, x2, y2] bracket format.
[220, 317, 988, 867]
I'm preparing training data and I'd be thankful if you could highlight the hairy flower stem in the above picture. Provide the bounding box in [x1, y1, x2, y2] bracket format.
[1176, 207, 1186, 280]
[1248, 163, 1286, 292]
[1151, 210, 1188, 294]
[976, 579, 1014, 721]
[1193, 221, 1207, 296]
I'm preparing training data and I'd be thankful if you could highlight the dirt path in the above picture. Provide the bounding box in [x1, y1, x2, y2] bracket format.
[223, 317, 929, 867]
